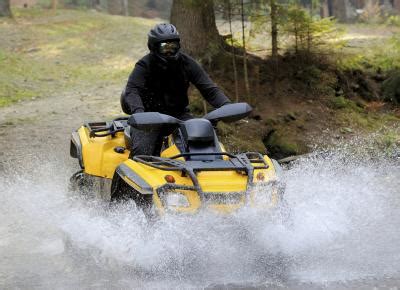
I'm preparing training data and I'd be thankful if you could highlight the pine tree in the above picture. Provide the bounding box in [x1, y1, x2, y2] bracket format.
[0, 0, 12, 17]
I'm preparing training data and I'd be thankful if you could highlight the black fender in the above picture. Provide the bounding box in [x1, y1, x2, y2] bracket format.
[70, 131, 84, 169]
[111, 163, 153, 198]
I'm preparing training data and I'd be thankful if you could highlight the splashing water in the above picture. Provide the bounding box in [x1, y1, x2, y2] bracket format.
[0, 142, 399, 288]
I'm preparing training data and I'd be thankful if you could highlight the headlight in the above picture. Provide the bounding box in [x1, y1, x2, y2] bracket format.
[164, 192, 190, 208]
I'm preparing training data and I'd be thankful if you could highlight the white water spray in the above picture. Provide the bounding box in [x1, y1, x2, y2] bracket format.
[0, 142, 399, 288]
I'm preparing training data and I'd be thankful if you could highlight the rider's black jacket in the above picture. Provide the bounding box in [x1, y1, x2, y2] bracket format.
[123, 52, 231, 116]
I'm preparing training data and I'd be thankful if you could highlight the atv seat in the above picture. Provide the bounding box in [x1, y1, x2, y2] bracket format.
[175, 119, 222, 161]
[124, 118, 222, 161]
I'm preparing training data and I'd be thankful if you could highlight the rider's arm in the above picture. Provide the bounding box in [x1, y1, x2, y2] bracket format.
[186, 55, 231, 108]
[124, 60, 147, 114]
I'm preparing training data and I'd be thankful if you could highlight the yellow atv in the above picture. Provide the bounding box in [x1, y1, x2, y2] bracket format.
[69, 103, 285, 216]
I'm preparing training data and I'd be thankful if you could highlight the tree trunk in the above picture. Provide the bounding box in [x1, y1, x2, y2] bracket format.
[51, 0, 58, 11]
[170, 0, 223, 60]
[147, 0, 156, 9]
[352, 0, 365, 8]
[240, 0, 250, 96]
[0, 0, 12, 17]
[108, 0, 123, 15]
[88, 0, 101, 9]
[222, 0, 230, 19]
[270, 0, 278, 60]
[330, 0, 348, 21]
[228, 0, 239, 102]
[122, 0, 128, 15]
[128, 0, 142, 16]
[393, 0, 400, 11]
[320, 0, 329, 17]
[270, 0, 278, 98]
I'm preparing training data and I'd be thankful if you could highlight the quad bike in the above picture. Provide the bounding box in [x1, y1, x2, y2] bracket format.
[69, 103, 286, 216]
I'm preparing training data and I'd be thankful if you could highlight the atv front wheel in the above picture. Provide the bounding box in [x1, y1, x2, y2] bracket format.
[110, 174, 153, 217]
[69, 170, 94, 194]
[68, 170, 92, 192]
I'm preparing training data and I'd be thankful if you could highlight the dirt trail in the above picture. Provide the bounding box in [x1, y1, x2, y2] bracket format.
[0, 85, 123, 166]
[0, 9, 154, 166]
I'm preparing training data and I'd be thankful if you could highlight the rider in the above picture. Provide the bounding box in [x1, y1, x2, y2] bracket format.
[121, 23, 231, 157]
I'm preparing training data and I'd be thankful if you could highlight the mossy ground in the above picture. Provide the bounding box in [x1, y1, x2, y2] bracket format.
[214, 21, 400, 158]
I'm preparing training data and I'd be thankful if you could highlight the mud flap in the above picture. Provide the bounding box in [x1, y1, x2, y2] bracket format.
[70, 131, 84, 169]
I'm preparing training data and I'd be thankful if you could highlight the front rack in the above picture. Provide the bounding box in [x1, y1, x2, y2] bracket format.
[132, 152, 269, 197]
[239, 152, 269, 170]
[156, 183, 247, 208]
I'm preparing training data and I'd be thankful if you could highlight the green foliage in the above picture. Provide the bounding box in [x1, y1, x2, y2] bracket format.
[358, 1, 381, 24]
[330, 96, 361, 111]
[379, 131, 400, 156]
[248, 3, 344, 57]
[369, 35, 400, 70]
[224, 34, 242, 48]
[381, 132, 397, 147]
[283, 4, 310, 53]
[282, 5, 344, 54]
[336, 54, 364, 71]
[337, 34, 400, 72]
[248, 1, 285, 36]
[385, 15, 400, 27]
[298, 64, 321, 81]
[336, 107, 399, 132]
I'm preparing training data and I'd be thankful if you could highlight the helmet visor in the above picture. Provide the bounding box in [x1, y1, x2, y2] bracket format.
[158, 41, 180, 57]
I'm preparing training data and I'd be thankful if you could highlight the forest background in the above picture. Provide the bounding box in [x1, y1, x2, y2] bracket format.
[0, 0, 399, 159]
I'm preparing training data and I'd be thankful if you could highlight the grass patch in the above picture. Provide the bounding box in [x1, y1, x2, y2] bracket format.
[330, 96, 363, 111]
[0, 8, 157, 107]
[336, 106, 399, 132]
[337, 33, 400, 72]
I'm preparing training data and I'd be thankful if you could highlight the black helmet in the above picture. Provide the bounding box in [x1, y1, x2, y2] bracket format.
[148, 23, 181, 62]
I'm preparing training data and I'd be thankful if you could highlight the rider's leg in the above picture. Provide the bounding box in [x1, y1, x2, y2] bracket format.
[129, 127, 163, 158]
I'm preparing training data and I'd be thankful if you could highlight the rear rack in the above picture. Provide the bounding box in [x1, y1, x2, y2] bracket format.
[84, 116, 129, 138]
[133, 152, 268, 198]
